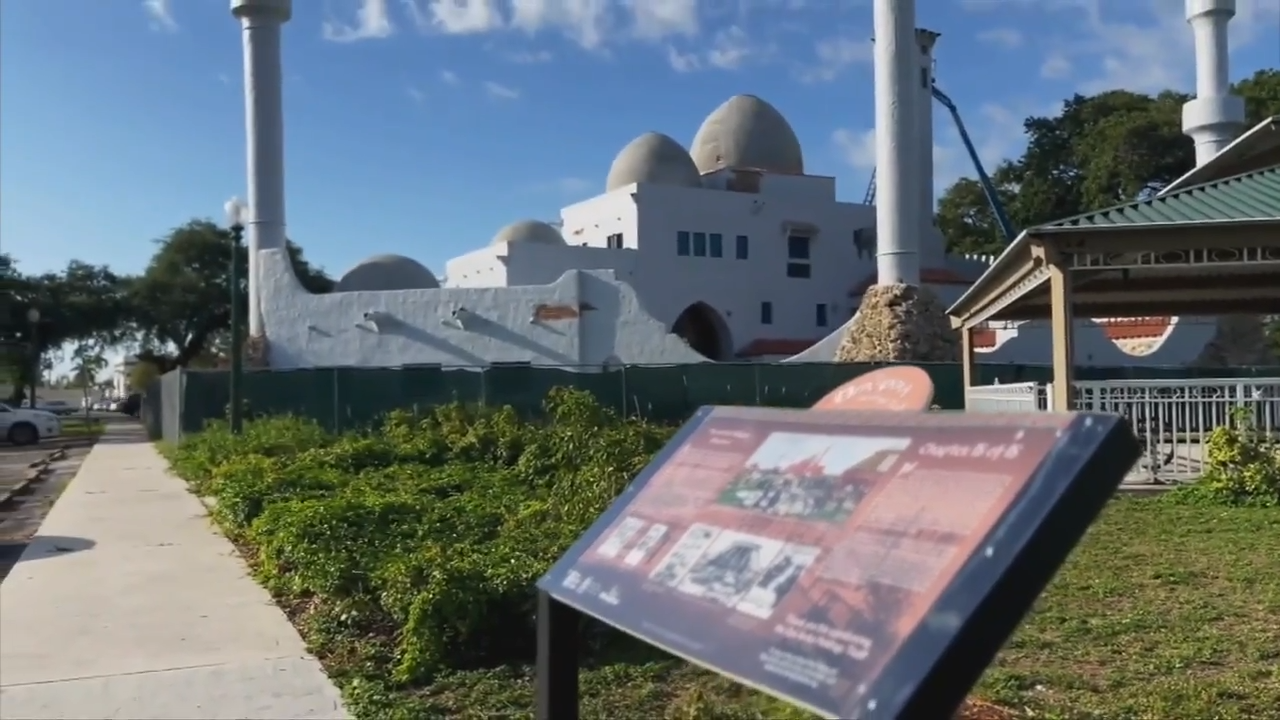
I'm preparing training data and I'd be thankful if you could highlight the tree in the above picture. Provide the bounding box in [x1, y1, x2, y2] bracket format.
[934, 162, 1021, 257]
[71, 342, 109, 420]
[936, 69, 1280, 257]
[1, 256, 130, 404]
[127, 220, 334, 371]
[129, 360, 162, 394]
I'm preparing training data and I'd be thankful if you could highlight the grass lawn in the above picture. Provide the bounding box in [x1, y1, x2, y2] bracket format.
[976, 496, 1280, 719]
[59, 418, 105, 437]
[286, 496, 1280, 719]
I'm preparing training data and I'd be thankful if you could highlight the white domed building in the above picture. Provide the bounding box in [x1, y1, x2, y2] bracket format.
[336, 254, 440, 292]
[440, 94, 982, 361]
[258, 93, 1217, 370]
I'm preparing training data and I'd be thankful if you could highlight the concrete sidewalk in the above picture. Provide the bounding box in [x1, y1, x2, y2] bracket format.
[0, 424, 350, 719]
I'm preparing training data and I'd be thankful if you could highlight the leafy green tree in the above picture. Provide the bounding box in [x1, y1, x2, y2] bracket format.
[71, 342, 109, 420]
[937, 69, 1280, 257]
[129, 360, 162, 393]
[128, 220, 334, 371]
[2, 257, 130, 404]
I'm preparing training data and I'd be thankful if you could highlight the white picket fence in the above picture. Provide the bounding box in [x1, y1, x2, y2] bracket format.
[966, 377, 1280, 484]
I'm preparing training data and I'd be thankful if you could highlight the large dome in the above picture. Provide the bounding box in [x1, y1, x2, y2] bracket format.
[690, 94, 804, 175]
[335, 254, 439, 292]
[490, 219, 565, 246]
[605, 132, 702, 192]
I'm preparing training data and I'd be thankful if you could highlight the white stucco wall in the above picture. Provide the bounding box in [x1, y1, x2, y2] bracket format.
[258, 249, 705, 369]
[290, 171, 1217, 370]
[440, 174, 888, 360]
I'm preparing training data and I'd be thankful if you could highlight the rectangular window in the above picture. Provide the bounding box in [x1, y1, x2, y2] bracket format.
[760, 301, 773, 325]
[787, 235, 811, 278]
[606, 233, 623, 249]
[693, 232, 708, 256]
[677, 231, 691, 256]
[786, 262, 812, 279]
[735, 234, 749, 259]
[787, 235, 811, 260]
[709, 233, 723, 258]
[816, 303, 828, 327]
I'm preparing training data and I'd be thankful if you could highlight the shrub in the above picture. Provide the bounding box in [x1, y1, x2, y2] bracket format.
[168, 387, 678, 695]
[1169, 407, 1280, 506]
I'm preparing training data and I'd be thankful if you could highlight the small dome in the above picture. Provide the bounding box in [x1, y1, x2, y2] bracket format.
[335, 254, 439, 292]
[690, 94, 804, 175]
[605, 132, 702, 192]
[490, 219, 565, 247]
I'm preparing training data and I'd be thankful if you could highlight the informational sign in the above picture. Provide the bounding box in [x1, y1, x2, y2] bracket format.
[811, 366, 935, 411]
[538, 406, 1137, 719]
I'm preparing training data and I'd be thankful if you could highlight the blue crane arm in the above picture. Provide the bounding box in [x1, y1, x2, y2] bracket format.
[930, 85, 1018, 242]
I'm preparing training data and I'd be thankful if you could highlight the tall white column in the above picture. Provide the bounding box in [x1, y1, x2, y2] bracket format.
[231, 0, 291, 337]
[1181, 0, 1244, 166]
[872, 0, 919, 285]
[917, 30, 939, 237]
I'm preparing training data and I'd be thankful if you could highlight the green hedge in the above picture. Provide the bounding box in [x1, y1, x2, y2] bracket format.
[168, 389, 818, 718]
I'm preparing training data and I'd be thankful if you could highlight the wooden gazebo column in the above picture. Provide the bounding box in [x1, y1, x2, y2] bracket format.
[960, 325, 975, 404]
[1043, 246, 1075, 411]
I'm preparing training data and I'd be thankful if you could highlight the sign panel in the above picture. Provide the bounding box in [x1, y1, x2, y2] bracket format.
[812, 366, 935, 411]
[539, 406, 1133, 718]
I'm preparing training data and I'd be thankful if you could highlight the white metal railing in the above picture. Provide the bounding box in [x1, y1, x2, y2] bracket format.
[966, 381, 1052, 413]
[966, 377, 1280, 484]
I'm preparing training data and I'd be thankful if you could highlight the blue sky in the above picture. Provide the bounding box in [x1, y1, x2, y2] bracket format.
[3, 0, 1278, 286]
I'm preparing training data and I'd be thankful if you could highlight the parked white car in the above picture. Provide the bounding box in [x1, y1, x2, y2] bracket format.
[0, 403, 62, 446]
[37, 400, 77, 416]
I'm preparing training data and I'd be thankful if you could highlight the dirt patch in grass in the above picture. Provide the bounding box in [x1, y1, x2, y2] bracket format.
[230, 496, 1278, 719]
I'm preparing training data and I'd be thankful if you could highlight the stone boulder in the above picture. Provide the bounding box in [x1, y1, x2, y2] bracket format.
[835, 284, 959, 363]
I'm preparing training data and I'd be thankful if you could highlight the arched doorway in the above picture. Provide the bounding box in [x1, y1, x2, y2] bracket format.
[672, 302, 731, 360]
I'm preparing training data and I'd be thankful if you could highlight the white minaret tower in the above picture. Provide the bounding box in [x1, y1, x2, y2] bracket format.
[1182, 0, 1245, 167]
[872, 0, 920, 285]
[231, 0, 291, 337]
[916, 28, 941, 270]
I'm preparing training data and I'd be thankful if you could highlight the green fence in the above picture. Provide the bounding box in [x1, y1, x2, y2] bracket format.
[149, 361, 1280, 442]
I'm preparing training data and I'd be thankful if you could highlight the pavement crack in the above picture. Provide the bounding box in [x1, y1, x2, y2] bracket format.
[1, 656, 311, 688]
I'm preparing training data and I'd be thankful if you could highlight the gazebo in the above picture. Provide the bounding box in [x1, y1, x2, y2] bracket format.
[947, 116, 1280, 411]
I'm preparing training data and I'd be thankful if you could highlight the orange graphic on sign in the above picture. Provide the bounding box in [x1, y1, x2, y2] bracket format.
[812, 366, 935, 411]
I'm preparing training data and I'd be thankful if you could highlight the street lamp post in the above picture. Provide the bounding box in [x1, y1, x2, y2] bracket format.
[224, 197, 247, 434]
[25, 308, 40, 407]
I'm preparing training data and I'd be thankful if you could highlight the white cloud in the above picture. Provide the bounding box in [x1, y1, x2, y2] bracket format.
[407, 86, 427, 104]
[440, 69, 461, 84]
[706, 26, 754, 69]
[832, 127, 876, 170]
[323, 0, 395, 42]
[406, 0, 705, 50]
[507, 49, 554, 63]
[1040, 52, 1072, 79]
[976, 0, 1280, 95]
[484, 80, 521, 99]
[665, 25, 764, 72]
[976, 27, 1023, 49]
[667, 46, 701, 72]
[410, 0, 506, 34]
[796, 36, 872, 84]
[143, 0, 177, 32]
[508, 0, 612, 49]
[627, 0, 699, 40]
